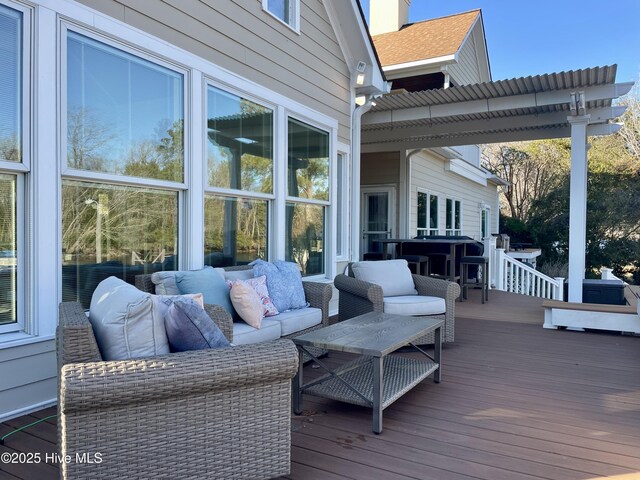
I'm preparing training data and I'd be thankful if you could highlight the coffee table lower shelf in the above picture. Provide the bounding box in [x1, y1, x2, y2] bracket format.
[302, 354, 439, 410]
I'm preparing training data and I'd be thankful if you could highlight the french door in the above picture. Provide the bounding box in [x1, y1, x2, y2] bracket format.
[361, 186, 395, 258]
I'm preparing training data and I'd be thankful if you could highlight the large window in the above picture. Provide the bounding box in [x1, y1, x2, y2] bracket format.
[446, 198, 462, 236]
[263, 0, 299, 31]
[66, 32, 184, 181]
[63, 30, 184, 307]
[286, 119, 329, 275]
[417, 191, 438, 236]
[205, 86, 274, 267]
[0, 3, 26, 334]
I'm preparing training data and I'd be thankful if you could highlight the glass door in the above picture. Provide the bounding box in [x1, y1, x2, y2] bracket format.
[361, 187, 395, 258]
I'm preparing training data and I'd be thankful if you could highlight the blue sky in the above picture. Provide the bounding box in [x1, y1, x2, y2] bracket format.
[360, 0, 640, 83]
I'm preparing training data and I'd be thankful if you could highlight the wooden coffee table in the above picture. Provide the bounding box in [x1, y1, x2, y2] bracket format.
[292, 312, 443, 434]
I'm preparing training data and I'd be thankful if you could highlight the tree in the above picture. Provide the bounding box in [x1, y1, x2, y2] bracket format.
[482, 139, 570, 223]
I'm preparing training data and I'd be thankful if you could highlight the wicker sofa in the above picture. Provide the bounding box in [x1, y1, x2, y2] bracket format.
[135, 265, 333, 345]
[57, 301, 299, 480]
[334, 262, 460, 344]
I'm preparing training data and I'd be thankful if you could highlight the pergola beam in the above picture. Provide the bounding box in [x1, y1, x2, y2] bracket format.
[363, 82, 633, 125]
[362, 106, 626, 144]
[361, 123, 621, 152]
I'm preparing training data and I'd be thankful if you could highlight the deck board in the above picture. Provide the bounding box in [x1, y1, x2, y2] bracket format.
[2, 290, 639, 480]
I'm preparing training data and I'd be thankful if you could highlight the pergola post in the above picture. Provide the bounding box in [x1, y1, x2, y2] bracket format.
[567, 114, 591, 303]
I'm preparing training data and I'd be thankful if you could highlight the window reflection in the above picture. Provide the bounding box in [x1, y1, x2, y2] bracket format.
[286, 202, 324, 276]
[207, 87, 273, 193]
[61, 180, 178, 308]
[288, 119, 329, 201]
[67, 32, 184, 181]
[0, 5, 22, 163]
[204, 195, 268, 267]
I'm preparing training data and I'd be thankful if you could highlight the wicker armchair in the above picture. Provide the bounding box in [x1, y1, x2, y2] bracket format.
[334, 263, 460, 344]
[57, 301, 299, 480]
[135, 265, 333, 344]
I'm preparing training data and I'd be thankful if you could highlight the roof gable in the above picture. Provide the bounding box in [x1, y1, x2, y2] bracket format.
[373, 10, 480, 67]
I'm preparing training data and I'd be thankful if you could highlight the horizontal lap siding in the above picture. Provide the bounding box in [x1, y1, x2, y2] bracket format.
[76, 0, 353, 143]
[449, 35, 481, 86]
[411, 151, 498, 238]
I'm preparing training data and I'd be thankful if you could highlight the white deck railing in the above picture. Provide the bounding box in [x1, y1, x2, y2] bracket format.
[494, 248, 564, 300]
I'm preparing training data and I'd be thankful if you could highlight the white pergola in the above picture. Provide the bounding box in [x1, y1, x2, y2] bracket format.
[360, 65, 633, 302]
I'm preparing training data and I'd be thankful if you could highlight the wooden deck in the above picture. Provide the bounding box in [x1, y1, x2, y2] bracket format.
[2, 291, 639, 480]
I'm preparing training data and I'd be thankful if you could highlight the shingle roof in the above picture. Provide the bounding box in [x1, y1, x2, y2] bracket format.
[372, 10, 480, 67]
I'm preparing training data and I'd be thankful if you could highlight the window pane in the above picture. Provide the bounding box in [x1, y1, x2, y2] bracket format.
[67, 32, 184, 181]
[0, 175, 17, 325]
[204, 195, 268, 266]
[417, 192, 426, 229]
[268, 0, 290, 23]
[286, 202, 324, 276]
[62, 180, 178, 308]
[429, 195, 438, 229]
[446, 199, 453, 229]
[455, 200, 461, 230]
[207, 87, 273, 193]
[288, 119, 329, 201]
[0, 5, 22, 163]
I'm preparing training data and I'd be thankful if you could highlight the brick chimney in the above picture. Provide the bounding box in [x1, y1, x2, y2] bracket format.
[369, 0, 411, 36]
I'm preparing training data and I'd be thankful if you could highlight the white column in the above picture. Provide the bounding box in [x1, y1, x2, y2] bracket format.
[567, 115, 590, 303]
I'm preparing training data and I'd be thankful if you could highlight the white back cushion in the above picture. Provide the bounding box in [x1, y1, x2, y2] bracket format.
[351, 260, 417, 297]
[89, 276, 170, 360]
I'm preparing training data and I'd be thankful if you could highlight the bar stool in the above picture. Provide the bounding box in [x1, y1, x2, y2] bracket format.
[460, 256, 489, 303]
[425, 253, 451, 278]
[398, 254, 429, 276]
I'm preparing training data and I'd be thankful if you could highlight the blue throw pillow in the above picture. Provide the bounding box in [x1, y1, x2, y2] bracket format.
[251, 260, 307, 312]
[164, 298, 230, 352]
[175, 266, 236, 319]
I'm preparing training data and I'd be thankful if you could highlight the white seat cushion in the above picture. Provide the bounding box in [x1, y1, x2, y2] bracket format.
[232, 318, 281, 345]
[351, 260, 417, 297]
[383, 295, 446, 316]
[270, 307, 322, 336]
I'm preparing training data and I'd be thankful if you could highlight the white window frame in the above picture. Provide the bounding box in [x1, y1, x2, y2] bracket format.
[262, 0, 300, 33]
[416, 189, 439, 236]
[445, 197, 462, 236]
[0, 0, 31, 338]
[285, 115, 332, 277]
[203, 79, 278, 263]
[59, 22, 189, 302]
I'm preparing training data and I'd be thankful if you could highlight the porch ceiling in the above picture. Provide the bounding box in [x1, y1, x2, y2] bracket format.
[361, 65, 633, 150]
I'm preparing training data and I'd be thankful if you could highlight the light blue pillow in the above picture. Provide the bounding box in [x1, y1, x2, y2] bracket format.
[251, 260, 307, 312]
[175, 266, 236, 319]
[164, 298, 230, 352]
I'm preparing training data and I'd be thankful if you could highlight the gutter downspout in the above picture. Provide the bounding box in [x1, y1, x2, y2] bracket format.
[351, 97, 376, 261]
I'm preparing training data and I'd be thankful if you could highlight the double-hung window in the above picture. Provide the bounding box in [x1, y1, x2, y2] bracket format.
[417, 191, 438, 236]
[263, 0, 300, 31]
[204, 86, 273, 267]
[286, 118, 329, 276]
[62, 29, 184, 308]
[0, 2, 29, 334]
[445, 198, 462, 236]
